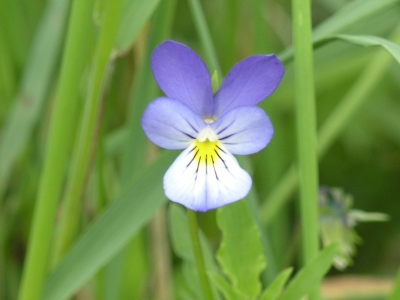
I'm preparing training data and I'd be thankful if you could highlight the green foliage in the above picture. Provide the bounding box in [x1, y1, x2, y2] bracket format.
[0, 0, 69, 194]
[1, 0, 400, 299]
[115, 0, 161, 54]
[259, 268, 293, 300]
[280, 244, 340, 300]
[42, 151, 175, 300]
[388, 267, 400, 300]
[216, 201, 266, 299]
[168, 204, 220, 300]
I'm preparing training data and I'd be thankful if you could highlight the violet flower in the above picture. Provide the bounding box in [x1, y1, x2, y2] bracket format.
[141, 41, 284, 212]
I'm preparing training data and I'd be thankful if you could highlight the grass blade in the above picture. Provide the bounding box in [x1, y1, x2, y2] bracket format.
[42, 151, 175, 300]
[279, 244, 339, 300]
[0, 0, 69, 194]
[114, 0, 161, 54]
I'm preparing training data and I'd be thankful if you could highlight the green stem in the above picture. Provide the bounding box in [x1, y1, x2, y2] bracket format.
[187, 209, 214, 300]
[291, 0, 320, 298]
[51, 0, 125, 265]
[261, 25, 400, 225]
[187, 0, 222, 75]
[17, 0, 95, 299]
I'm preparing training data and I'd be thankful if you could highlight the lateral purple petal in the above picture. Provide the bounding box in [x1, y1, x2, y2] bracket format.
[212, 55, 284, 117]
[210, 106, 273, 155]
[151, 41, 214, 118]
[141, 97, 206, 150]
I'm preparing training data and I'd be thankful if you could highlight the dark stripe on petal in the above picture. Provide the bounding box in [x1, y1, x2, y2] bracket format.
[216, 145, 226, 154]
[186, 149, 199, 168]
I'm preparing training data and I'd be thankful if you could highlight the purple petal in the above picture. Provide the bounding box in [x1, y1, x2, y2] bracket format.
[210, 106, 273, 155]
[151, 41, 214, 118]
[212, 55, 284, 117]
[141, 97, 206, 149]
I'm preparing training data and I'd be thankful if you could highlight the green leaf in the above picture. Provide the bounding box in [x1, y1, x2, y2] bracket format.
[279, 244, 339, 300]
[168, 204, 221, 300]
[208, 272, 241, 300]
[115, 0, 161, 54]
[259, 268, 293, 300]
[279, 0, 398, 63]
[313, 0, 398, 41]
[42, 151, 176, 300]
[0, 0, 69, 193]
[331, 34, 400, 64]
[216, 201, 266, 299]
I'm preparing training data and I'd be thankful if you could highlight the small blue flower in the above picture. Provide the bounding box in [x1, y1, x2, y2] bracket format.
[141, 41, 284, 212]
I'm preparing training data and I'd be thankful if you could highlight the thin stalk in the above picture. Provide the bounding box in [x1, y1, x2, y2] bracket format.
[51, 0, 125, 265]
[187, 0, 222, 75]
[261, 25, 400, 225]
[187, 210, 215, 300]
[17, 0, 95, 299]
[291, 0, 320, 298]
[149, 208, 172, 300]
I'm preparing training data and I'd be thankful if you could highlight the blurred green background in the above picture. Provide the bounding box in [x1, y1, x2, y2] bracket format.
[0, 0, 399, 299]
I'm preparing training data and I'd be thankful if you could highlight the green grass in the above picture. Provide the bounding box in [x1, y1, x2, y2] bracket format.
[1, 0, 400, 299]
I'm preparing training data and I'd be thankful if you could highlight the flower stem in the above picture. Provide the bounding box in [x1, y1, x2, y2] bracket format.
[187, 209, 214, 300]
[291, 0, 320, 298]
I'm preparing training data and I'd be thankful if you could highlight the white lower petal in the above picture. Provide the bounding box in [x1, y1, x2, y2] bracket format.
[163, 142, 251, 212]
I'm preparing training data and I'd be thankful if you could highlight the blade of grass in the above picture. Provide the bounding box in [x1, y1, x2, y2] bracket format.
[261, 25, 400, 225]
[313, 0, 398, 41]
[329, 34, 400, 63]
[42, 151, 176, 300]
[291, 0, 320, 298]
[114, 0, 162, 54]
[0, 0, 69, 195]
[0, 28, 16, 108]
[279, 0, 399, 63]
[187, 0, 222, 75]
[108, 2, 176, 298]
[0, 0, 29, 68]
[51, 0, 125, 266]
[279, 244, 339, 300]
[251, 0, 269, 53]
[120, 0, 176, 180]
[259, 268, 293, 300]
[17, 0, 96, 299]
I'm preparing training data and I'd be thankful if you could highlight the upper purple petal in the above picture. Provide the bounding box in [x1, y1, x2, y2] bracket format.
[210, 106, 274, 155]
[141, 97, 206, 150]
[151, 41, 214, 118]
[212, 55, 284, 117]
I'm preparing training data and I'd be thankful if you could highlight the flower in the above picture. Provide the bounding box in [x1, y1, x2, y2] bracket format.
[319, 187, 388, 270]
[141, 41, 284, 212]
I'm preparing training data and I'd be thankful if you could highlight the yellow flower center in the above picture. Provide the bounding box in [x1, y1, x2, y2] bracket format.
[193, 139, 222, 166]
